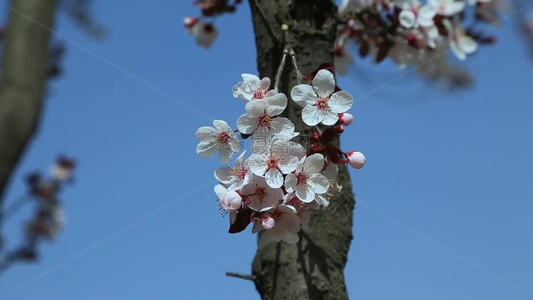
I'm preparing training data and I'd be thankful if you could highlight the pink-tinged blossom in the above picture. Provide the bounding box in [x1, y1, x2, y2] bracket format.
[184, 17, 218, 48]
[398, 3, 437, 29]
[196, 120, 241, 164]
[285, 154, 330, 203]
[257, 205, 300, 248]
[248, 138, 299, 188]
[283, 192, 321, 227]
[214, 184, 243, 211]
[291, 69, 353, 126]
[214, 151, 252, 190]
[444, 19, 478, 60]
[237, 93, 295, 137]
[241, 176, 284, 211]
[346, 151, 366, 169]
[428, 0, 465, 16]
[232, 74, 276, 102]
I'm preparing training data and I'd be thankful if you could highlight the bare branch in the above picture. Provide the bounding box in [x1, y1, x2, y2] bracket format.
[225, 271, 256, 282]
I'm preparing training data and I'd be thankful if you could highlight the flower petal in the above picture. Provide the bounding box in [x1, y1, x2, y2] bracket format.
[308, 173, 329, 194]
[302, 105, 321, 126]
[399, 10, 416, 28]
[304, 153, 325, 174]
[214, 167, 234, 184]
[329, 91, 353, 113]
[284, 173, 297, 192]
[291, 84, 316, 107]
[237, 114, 258, 134]
[195, 126, 216, 140]
[278, 155, 299, 174]
[312, 69, 335, 98]
[218, 148, 232, 164]
[269, 117, 295, 136]
[248, 154, 268, 176]
[319, 109, 339, 126]
[266, 93, 288, 116]
[265, 169, 283, 188]
[196, 140, 218, 157]
[213, 120, 231, 132]
[260, 77, 271, 91]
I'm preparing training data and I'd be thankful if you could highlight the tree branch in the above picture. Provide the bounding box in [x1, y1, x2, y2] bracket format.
[0, 0, 58, 249]
[226, 271, 257, 282]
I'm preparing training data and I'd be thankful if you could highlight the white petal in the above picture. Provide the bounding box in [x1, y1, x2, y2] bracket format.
[284, 173, 297, 192]
[266, 93, 288, 116]
[399, 10, 416, 28]
[304, 153, 325, 174]
[260, 77, 271, 91]
[319, 109, 339, 126]
[278, 156, 299, 174]
[295, 184, 313, 203]
[302, 105, 321, 126]
[218, 148, 232, 164]
[418, 6, 436, 27]
[290, 84, 317, 107]
[308, 174, 330, 194]
[248, 154, 268, 176]
[245, 100, 267, 116]
[329, 90, 353, 113]
[265, 169, 283, 188]
[229, 135, 241, 152]
[269, 117, 295, 136]
[458, 36, 477, 54]
[214, 167, 234, 184]
[213, 120, 231, 132]
[196, 140, 218, 157]
[237, 114, 258, 134]
[312, 69, 336, 98]
[214, 184, 227, 200]
[195, 126, 216, 140]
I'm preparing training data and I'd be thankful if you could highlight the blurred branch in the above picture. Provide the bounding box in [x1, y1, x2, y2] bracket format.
[0, 0, 58, 249]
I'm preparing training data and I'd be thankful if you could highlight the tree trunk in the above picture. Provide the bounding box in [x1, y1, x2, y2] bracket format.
[0, 0, 58, 246]
[249, 1, 356, 299]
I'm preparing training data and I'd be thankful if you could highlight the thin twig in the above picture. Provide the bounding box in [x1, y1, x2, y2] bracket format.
[226, 271, 256, 282]
[252, 0, 280, 45]
[274, 45, 289, 92]
[289, 47, 303, 83]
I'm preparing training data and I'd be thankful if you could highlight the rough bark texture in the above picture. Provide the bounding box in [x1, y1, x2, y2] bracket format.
[0, 0, 57, 245]
[249, 1, 356, 299]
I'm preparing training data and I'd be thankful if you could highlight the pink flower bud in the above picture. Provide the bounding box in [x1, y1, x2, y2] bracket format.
[346, 151, 365, 169]
[183, 17, 199, 29]
[335, 125, 344, 133]
[339, 113, 354, 125]
[262, 215, 275, 230]
[222, 190, 242, 210]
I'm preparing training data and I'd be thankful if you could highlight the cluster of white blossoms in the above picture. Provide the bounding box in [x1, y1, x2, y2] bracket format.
[196, 69, 365, 248]
[335, 0, 509, 80]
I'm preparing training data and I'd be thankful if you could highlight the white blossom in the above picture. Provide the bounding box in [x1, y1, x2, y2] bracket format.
[257, 205, 300, 248]
[232, 74, 276, 102]
[196, 120, 241, 164]
[291, 69, 353, 126]
[184, 17, 218, 48]
[428, 0, 465, 16]
[346, 151, 366, 169]
[285, 154, 330, 203]
[241, 175, 284, 211]
[237, 93, 295, 137]
[248, 138, 299, 188]
[444, 19, 478, 60]
[214, 151, 252, 190]
[214, 184, 243, 211]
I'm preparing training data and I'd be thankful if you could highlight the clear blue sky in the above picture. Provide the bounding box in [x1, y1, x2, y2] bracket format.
[1, 1, 532, 299]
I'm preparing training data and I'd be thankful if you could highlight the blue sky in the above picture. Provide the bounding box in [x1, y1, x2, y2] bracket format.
[1, 1, 532, 299]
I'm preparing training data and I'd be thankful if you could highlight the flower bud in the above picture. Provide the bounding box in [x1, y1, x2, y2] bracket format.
[335, 125, 344, 133]
[183, 17, 199, 29]
[346, 151, 365, 169]
[339, 113, 354, 126]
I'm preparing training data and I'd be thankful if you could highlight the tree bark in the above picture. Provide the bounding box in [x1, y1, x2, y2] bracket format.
[249, 1, 355, 299]
[0, 0, 58, 245]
